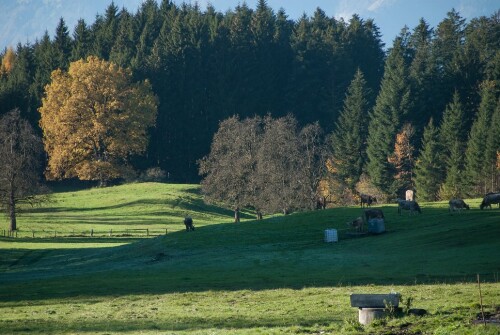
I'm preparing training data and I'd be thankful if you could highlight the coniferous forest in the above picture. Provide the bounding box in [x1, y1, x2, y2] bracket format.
[0, 0, 499, 204]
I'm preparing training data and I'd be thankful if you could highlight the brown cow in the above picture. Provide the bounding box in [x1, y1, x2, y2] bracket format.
[360, 194, 376, 208]
[364, 209, 384, 222]
[449, 199, 470, 214]
[347, 217, 364, 232]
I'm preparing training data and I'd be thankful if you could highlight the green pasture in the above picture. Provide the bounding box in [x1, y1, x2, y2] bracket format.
[0, 183, 499, 334]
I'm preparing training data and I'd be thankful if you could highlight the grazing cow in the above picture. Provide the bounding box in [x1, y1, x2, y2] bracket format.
[449, 199, 470, 214]
[183, 216, 195, 231]
[364, 209, 385, 222]
[480, 192, 500, 210]
[347, 217, 364, 232]
[397, 199, 422, 215]
[360, 194, 376, 208]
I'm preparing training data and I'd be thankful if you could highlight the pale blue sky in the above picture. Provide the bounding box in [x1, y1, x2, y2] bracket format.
[1, 0, 498, 50]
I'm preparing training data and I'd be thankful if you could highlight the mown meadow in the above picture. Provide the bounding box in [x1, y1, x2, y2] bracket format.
[0, 183, 499, 334]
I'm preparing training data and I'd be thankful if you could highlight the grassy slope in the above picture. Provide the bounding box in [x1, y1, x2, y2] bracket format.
[0, 183, 499, 334]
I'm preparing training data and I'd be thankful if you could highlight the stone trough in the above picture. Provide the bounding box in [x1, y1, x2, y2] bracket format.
[350, 293, 399, 325]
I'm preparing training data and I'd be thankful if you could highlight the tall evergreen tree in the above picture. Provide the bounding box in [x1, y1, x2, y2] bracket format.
[484, 100, 500, 191]
[71, 19, 92, 61]
[53, 18, 72, 70]
[465, 80, 497, 194]
[439, 139, 467, 199]
[438, 91, 468, 198]
[408, 18, 439, 134]
[30, 32, 57, 112]
[110, 9, 137, 67]
[414, 118, 442, 201]
[439, 91, 467, 149]
[330, 69, 370, 190]
[92, 2, 120, 59]
[366, 36, 412, 195]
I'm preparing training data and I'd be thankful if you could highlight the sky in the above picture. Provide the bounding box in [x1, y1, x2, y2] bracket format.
[1, 0, 498, 50]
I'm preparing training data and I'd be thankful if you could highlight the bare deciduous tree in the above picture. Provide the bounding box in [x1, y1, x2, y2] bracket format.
[0, 109, 48, 231]
[199, 115, 327, 218]
[198, 116, 264, 219]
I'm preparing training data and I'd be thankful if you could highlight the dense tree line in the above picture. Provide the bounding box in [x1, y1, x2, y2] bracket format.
[0, 0, 384, 182]
[0, 0, 499, 208]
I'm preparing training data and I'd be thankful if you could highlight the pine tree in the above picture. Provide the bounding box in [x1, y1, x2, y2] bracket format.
[110, 9, 137, 67]
[30, 32, 57, 108]
[53, 18, 72, 70]
[484, 100, 500, 190]
[438, 91, 467, 196]
[71, 19, 92, 61]
[414, 118, 442, 201]
[93, 2, 120, 59]
[465, 80, 496, 195]
[439, 140, 466, 199]
[330, 69, 370, 190]
[408, 18, 439, 134]
[366, 36, 412, 195]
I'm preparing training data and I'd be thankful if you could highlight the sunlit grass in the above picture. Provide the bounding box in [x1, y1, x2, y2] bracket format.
[0, 183, 499, 334]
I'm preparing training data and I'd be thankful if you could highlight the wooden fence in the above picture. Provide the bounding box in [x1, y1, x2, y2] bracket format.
[2, 228, 168, 239]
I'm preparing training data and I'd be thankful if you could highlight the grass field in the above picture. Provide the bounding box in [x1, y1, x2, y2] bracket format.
[0, 182, 499, 334]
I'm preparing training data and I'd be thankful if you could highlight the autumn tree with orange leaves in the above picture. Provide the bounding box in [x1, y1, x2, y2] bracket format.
[388, 123, 415, 197]
[39, 56, 157, 186]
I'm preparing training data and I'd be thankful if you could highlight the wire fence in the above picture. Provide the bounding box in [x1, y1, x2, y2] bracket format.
[2, 228, 168, 239]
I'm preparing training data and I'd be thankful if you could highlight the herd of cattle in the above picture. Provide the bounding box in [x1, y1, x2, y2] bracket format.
[347, 192, 500, 232]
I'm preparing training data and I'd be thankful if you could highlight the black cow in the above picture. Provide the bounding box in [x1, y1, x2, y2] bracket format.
[480, 192, 500, 210]
[397, 199, 421, 215]
[360, 194, 376, 208]
[183, 216, 195, 231]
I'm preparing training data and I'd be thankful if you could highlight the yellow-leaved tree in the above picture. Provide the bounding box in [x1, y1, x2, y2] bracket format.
[39, 56, 157, 185]
[1, 47, 16, 74]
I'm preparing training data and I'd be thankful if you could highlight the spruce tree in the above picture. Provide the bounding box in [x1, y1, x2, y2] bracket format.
[484, 101, 500, 191]
[408, 18, 438, 134]
[330, 69, 370, 190]
[366, 36, 412, 195]
[53, 18, 72, 70]
[438, 91, 467, 197]
[439, 140, 466, 199]
[110, 10, 137, 67]
[414, 118, 442, 201]
[71, 19, 92, 61]
[465, 80, 496, 195]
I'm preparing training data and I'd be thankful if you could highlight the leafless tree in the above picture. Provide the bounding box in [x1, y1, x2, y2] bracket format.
[297, 122, 327, 210]
[256, 115, 302, 215]
[198, 116, 264, 219]
[0, 109, 48, 231]
[199, 115, 327, 218]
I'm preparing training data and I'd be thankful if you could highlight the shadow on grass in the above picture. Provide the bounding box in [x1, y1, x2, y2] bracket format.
[1, 205, 499, 302]
[0, 315, 344, 333]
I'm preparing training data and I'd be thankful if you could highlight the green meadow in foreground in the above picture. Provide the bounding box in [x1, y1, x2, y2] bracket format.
[0, 183, 499, 334]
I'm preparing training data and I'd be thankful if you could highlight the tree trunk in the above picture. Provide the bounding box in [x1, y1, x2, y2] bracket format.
[234, 207, 240, 223]
[256, 211, 263, 220]
[9, 188, 16, 231]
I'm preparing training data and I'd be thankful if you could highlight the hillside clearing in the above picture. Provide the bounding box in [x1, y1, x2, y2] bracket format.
[0, 183, 499, 334]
